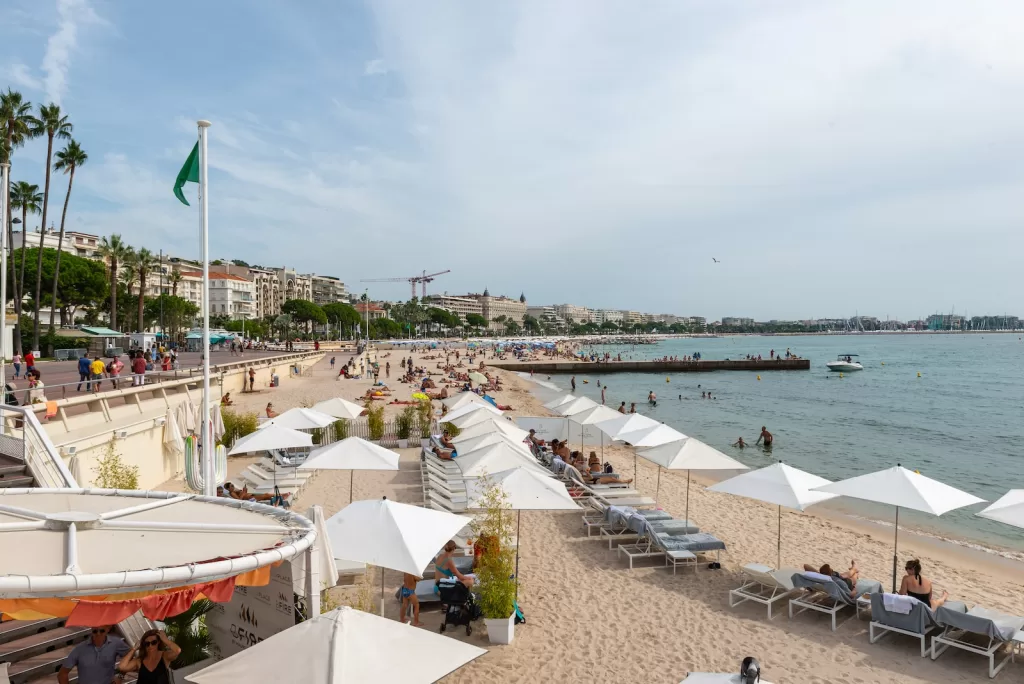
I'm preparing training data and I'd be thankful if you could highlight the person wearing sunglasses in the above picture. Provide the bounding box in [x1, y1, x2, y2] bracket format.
[58, 625, 130, 684]
[117, 628, 180, 683]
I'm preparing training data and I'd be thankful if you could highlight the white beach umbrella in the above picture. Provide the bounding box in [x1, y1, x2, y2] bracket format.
[593, 412, 662, 481]
[291, 505, 340, 597]
[451, 419, 530, 445]
[443, 401, 502, 423]
[185, 606, 486, 684]
[615, 423, 687, 448]
[556, 396, 599, 417]
[325, 499, 472, 614]
[299, 437, 401, 503]
[258, 407, 336, 431]
[446, 408, 502, 430]
[442, 392, 491, 410]
[543, 393, 577, 411]
[466, 466, 579, 604]
[163, 407, 185, 456]
[456, 442, 552, 479]
[453, 432, 531, 459]
[977, 490, 1024, 530]
[313, 397, 365, 420]
[813, 464, 985, 591]
[639, 438, 747, 521]
[565, 404, 621, 457]
[709, 462, 838, 568]
[229, 424, 313, 455]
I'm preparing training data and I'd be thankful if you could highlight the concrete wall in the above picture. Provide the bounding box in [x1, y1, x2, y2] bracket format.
[490, 358, 810, 373]
[42, 352, 324, 490]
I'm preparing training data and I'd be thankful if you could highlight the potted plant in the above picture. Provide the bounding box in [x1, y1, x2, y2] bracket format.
[333, 418, 349, 442]
[473, 481, 518, 644]
[416, 398, 433, 448]
[311, 427, 324, 445]
[366, 402, 385, 443]
[396, 406, 416, 449]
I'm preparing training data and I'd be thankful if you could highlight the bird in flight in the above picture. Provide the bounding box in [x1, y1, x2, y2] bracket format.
[712, 258, 720, 263]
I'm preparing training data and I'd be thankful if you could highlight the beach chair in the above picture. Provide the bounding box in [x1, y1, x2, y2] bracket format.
[789, 571, 882, 631]
[869, 593, 968, 657]
[729, 563, 803, 620]
[931, 604, 1024, 677]
[655, 531, 726, 566]
[600, 511, 698, 549]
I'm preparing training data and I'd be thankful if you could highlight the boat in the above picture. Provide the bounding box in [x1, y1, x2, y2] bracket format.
[826, 354, 863, 372]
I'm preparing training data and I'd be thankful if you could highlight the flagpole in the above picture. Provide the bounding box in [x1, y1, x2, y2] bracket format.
[198, 120, 214, 497]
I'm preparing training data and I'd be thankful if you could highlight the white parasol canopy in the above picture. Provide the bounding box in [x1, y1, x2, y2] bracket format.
[556, 396, 599, 417]
[299, 437, 400, 503]
[259, 407, 336, 431]
[0, 489, 315, 598]
[593, 413, 659, 440]
[185, 606, 486, 684]
[445, 408, 502, 430]
[638, 438, 747, 515]
[163, 407, 185, 456]
[292, 505, 340, 597]
[442, 401, 502, 423]
[709, 462, 837, 568]
[312, 397, 365, 420]
[451, 419, 530, 445]
[977, 490, 1024, 530]
[229, 424, 313, 455]
[455, 442, 552, 479]
[543, 393, 577, 411]
[452, 432, 532, 459]
[813, 464, 985, 590]
[615, 423, 687, 447]
[467, 467, 579, 511]
[441, 392, 491, 410]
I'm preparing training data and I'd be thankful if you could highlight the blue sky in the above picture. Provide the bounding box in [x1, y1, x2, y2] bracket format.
[4, 0, 1024, 320]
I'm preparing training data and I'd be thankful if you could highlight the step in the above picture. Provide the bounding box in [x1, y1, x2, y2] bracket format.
[6, 643, 77, 684]
[0, 463, 27, 477]
[0, 475, 33, 488]
[0, 618, 66, 644]
[0, 626, 90, 663]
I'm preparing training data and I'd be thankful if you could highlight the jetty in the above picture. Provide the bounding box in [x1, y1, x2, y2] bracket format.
[490, 358, 810, 374]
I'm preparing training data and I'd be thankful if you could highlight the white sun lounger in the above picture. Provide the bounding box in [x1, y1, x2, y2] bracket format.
[869, 593, 968, 657]
[729, 563, 803, 620]
[931, 604, 1024, 678]
[789, 572, 881, 631]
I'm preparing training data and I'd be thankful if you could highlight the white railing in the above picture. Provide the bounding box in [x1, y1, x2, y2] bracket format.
[0, 404, 77, 488]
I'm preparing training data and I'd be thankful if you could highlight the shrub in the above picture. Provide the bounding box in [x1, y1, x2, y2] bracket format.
[441, 421, 460, 437]
[396, 406, 416, 440]
[220, 409, 259, 447]
[311, 427, 324, 445]
[473, 481, 517, 620]
[92, 437, 140, 489]
[333, 418, 349, 441]
[416, 398, 434, 438]
[365, 402, 385, 441]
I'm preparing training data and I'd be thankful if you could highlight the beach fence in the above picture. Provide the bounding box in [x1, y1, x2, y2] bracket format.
[225, 417, 437, 451]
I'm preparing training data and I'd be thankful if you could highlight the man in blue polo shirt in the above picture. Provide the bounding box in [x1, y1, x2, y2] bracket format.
[59, 625, 130, 684]
[77, 354, 92, 391]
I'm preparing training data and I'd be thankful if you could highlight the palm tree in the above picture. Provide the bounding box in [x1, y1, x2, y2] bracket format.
[119, 247, 139, 329]
[168, 267, 182, 297]
[30, 103, 72, 350]
[48, 139, 87, 333]
[134, 247, 157, 332]
[8, 181, 41, 355]
[97, 235, 129, 330]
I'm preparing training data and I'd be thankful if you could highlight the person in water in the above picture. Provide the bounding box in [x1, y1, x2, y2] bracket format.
[898, 559, 948, 609]
[647, 390, 657, 406]
[733, 437, 747, 448]
[756, 426, 773, 447]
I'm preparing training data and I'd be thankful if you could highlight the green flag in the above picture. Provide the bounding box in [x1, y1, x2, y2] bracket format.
[173, 141, 200, 206]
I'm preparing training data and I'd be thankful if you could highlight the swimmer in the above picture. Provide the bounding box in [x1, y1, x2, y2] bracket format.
[756, 426, 773, 447]
[733, 437, 747, 448]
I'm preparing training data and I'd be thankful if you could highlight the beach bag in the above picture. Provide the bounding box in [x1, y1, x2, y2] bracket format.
[513, 600, 526, 625]
[740, 657, 760, 683]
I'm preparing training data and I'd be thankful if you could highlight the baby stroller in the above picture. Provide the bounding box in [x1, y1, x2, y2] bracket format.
[437, 578, 479, 636]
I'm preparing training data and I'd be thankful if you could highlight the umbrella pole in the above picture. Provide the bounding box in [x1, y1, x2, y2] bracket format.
[349, 470, 354, 504]
[514, 510, 521, 601]
[777, 505, 782, 570]
[655, 467, 661, 504]
[892, 506, 900, 592]
[380, 566, 385, 616]
[633, 452, 637, 483]
[684, 469, 690, 523]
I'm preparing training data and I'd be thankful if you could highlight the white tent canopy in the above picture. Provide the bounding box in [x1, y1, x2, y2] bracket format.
[229, 425, 313, 455]
[312, 397, 366, 420]
[258, 407, 336, 431]
[451, 419, 530, 445]
[467, 467, 579, 511]
[593, 413, 659, 440]
[455, 442, 552, 479]
[0, 489, 315, 598]
[978, 490, 1024, 530]
[814, 464, 985, 590]
[185, 607, 486, 684]
[446, 409, 503, 430]
[442, 401, 502, 423]
[615, 423, 687, 448]
[709, 462, 838, 568]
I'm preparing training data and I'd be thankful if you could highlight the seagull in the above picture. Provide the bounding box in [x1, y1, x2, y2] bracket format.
[712, 258, 720, 263]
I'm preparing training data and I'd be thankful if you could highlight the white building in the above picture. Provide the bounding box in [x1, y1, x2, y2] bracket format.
[526, 305, 565, 331]
[423, 294, 483, 321]
[12, 228, 102, 257]
[554, 303, 592, 324]
[594, 309, 624, 325]
[208, 272, 255, 319]
[311, 275, 348, 307]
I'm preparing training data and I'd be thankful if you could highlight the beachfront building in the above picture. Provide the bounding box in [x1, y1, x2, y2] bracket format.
[526, 305, 565, 331]
[354, 301, 387, 321]
[311, 275, 348, 307]
[423, 294, 483, 321]
[926, 313, 966, 331]
[249, 266, 281, 319]
[173, 271, 205, 310]
[11, 227, 102, 256]
[272, 267, 313, 304]
[554, 303, 592, 324]
[209, 272, 256, 320]
[479, 290, 527, 331]
[622, 311, 644, 326]
[721, 317, 755, 327]
[594, 309, 624, 325]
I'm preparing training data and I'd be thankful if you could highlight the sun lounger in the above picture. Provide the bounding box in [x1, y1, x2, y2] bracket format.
[729, 563, 803, 620]
[931, 604, 1024, 677]
[240, 466, 307, 489]
[789, 571, 882, 631]
[601, 512, 699, 549]
[869, 593, 967, 657]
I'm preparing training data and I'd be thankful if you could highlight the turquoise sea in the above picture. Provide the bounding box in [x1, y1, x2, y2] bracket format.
[536, 334, 1024, 554]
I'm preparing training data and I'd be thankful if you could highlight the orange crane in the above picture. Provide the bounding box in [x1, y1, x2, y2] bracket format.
[360, 269, 451, 300]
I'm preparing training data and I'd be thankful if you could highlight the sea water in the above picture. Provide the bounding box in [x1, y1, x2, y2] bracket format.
[534, 333, 1024, 554]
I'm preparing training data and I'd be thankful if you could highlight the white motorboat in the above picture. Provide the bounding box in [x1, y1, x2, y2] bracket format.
[826, 354, 863, 372]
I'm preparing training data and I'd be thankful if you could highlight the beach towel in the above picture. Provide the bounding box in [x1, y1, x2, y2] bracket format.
[882, 593, 918, 614]
[656, 532, 726, 553]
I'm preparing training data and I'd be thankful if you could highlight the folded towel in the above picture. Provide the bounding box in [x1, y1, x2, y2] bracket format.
[802, 571, 833, 584]
[882, 593, 918, 614]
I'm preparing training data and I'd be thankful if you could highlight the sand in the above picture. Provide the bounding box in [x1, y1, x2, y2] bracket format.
[180, 346, 1024, 683]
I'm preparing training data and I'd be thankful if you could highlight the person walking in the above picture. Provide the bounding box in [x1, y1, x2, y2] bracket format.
[58, 625, 130, 684]
[24, 349, 35, 375]
[108, 355, 124, 390]
[77, 354, 92, 391]
[248, 367, 256, 392]
[386, 361, 390, 378]
[12, 352, 21, 378]
[571, 375, 577, 391]
[117, 628, 180, 684]
[330, 356, 336, 370]
[601, 385, 606, 405]
[90, 355, 107, 393]
[132, 352, 147, 387]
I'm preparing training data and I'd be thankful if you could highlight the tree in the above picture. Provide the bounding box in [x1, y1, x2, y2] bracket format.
[504, 320, 521, 335]
[8, 180, 41, 355]
[370, 317, 401, 339]
[273, 313, 292, 340]
[134, 247, 157, 332]
[230, 259, 249, 267]
[600, 320, 619, 331]
[523, 314, 540, 334]
[98, 234, 129, 330]
[48, 138, 87, 334]
[15, 248, 108, 327]
[30, 103, 72, 350]
[1, 91, 37, 350]
[168, 266, 182, 297]
[466, 313, 487, 329]
[144, 295, 198, 340]
[119, 247, 139, 329]
[282, 299, 326, 332]
[322, 302, 361, 337]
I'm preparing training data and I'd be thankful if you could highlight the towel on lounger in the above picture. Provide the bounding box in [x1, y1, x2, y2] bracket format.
[882, 593, 918, 614]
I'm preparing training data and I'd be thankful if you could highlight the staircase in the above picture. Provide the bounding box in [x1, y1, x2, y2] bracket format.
[0, 453, 35, 489]
[0, 618, 91, 684]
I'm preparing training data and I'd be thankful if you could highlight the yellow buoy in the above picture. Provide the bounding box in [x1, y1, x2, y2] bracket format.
[881, 362, 885, 366]
[839, 372, 844, 378]
[756, 375, 761, 381]
[666, 377, 670, 383]
[917, 372, 921, 378]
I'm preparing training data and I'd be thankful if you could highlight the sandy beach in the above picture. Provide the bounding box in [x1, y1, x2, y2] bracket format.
[176, 346, 1024, 683]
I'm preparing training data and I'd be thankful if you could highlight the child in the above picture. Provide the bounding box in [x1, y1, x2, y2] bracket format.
[400, 573, 422, 626]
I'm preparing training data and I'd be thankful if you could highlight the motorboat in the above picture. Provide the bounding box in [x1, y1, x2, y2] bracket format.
[826, 354, 863, 372]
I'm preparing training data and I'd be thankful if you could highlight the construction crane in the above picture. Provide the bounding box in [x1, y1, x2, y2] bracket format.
[360, 269, 451, 300]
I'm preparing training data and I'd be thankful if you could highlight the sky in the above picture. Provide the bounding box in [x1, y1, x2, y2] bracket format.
[4, 0, 1023, 321]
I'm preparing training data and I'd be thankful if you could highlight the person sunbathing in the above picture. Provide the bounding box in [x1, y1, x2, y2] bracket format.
[440, 431, 455, 449]
[224, 482, 290, 504]
[265, 403, 278, 419]
[432, 446, 456, 461]
[587, 452, 602, 474]
[803, 561, 859, 591]
[589, 464, 632, 485]
[899, 559, 948, 609]
[221, 393, 233, 406]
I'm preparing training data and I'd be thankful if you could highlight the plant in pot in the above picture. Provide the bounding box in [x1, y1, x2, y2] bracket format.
[333, 418, 349, 442]
[311, 427, 324, 446]
[473, 481, 518, 644]
[366, 402, 385, 443]
[416, 398, 434, 448]
[396, 406, 416, 449]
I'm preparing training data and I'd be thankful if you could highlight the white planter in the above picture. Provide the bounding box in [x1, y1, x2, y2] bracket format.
[397, 439, 409, 449]
[420, 438, 431, 449]
[484, 614, 515, 644]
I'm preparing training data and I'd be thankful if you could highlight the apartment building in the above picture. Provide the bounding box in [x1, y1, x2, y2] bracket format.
[479, 290, 527, 330]
[311, 275, 349, 307]
[422, 294, 483, 321]
[554, 303, 592, 324]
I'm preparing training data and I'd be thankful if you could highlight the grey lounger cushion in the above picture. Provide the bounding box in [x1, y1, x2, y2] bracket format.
[657, 532, 726, 552]
[792, 572, 882, 605]
[870, 593, 967, 634]
[935, 605, 1024, 642]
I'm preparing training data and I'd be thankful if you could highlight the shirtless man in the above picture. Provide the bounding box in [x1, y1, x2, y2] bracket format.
[432, 446, 455, 461]
[756, 426, 773, 447]
[440, 431, 455, 449]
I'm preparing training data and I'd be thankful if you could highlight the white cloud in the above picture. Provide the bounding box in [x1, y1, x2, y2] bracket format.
[5, 63, 41, 90]
[42, 0, 103, 104]
[363, 59, 387, 75]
